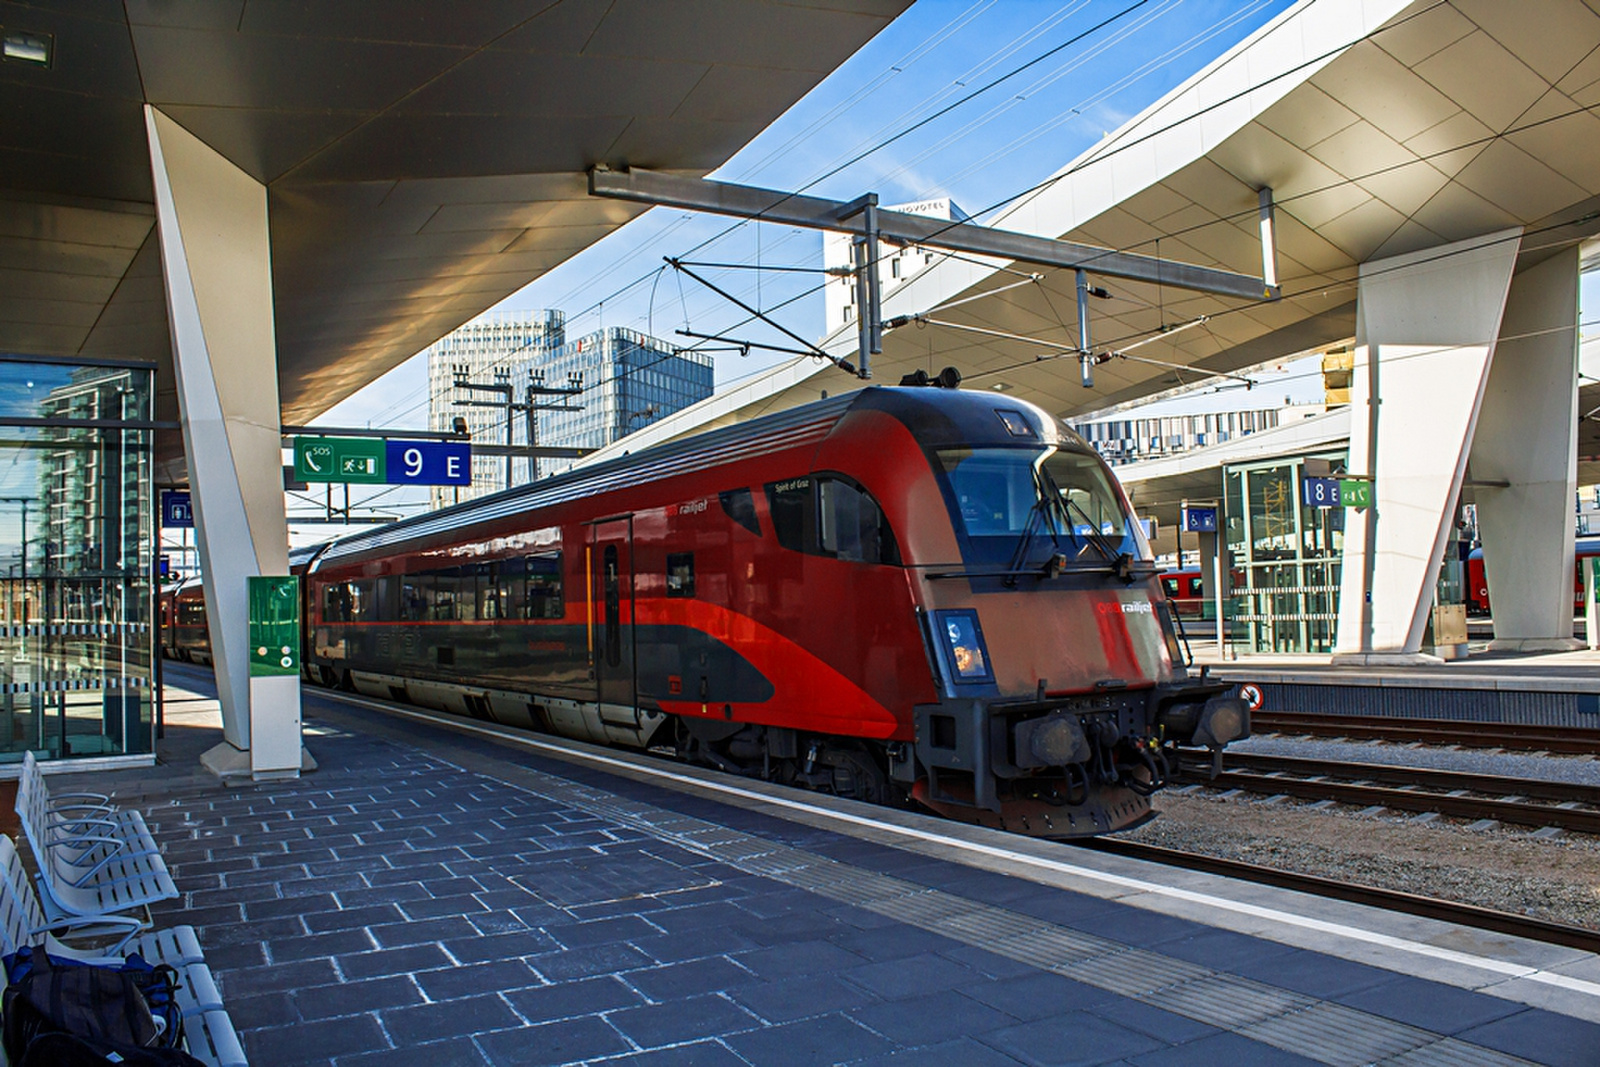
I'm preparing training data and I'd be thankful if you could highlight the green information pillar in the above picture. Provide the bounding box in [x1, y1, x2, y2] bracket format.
[246, 575, 305, 780]
[249, 575, 301, 676]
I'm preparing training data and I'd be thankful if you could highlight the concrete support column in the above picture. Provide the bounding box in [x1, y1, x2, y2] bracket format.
[1470, 247, 1582, 652]
[144, 106, 306, 778]
[1333, 229, 1522, 664]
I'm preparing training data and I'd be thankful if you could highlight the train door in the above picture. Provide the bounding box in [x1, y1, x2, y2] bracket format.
[589, 517, 637, 723]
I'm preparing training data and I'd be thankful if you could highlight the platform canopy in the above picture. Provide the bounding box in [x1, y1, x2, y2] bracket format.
[594, 0, 1600, 458]
[0, 0, 910, 444]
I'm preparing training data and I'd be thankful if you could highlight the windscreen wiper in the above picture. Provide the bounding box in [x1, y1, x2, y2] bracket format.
[1040, 466, 1151, 583]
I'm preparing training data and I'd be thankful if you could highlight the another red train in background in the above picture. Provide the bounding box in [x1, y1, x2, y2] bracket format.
[1465, 536, 1600, 616]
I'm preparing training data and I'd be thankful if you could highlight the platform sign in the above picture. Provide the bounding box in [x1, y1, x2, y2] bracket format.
[293, 437, 385, 484]
[248, 575, 300, 677]
[160, 489, 193, 528]
[1339, 478, 1373, 509]
[1181, 505, 1218, 533]
[1301, 476, 1341, 508]
[385, 439, 471, 486]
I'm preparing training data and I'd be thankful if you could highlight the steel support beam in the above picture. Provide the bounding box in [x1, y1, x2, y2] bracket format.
[590, 167, 1278, 302]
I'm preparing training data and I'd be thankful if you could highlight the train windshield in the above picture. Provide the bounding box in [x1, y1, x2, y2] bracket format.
[936, 445, 1149, 571]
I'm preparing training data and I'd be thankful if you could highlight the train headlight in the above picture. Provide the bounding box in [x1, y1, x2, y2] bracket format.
[936, 609, 993, 682]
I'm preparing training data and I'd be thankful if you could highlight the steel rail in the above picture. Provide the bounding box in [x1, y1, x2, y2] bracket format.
[1190, 765, 1600, 835]
[1081, 838, 1600, 955]
[1223, 752, 1600, 806]
[1253, 711, 1600, 755]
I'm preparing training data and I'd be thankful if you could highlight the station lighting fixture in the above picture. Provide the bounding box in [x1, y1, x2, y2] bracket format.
[2, 30, 52, 67]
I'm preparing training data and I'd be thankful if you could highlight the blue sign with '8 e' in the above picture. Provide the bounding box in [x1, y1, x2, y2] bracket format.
[384, 440, 471, 486]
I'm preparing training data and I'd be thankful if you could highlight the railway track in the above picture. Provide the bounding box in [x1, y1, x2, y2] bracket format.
[1184, 751, 1600, 834]
[1083, 838, 1600, 954]
[1252, 711, 1600, 754]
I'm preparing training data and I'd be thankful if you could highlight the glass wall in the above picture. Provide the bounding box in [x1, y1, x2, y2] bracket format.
[0, 357, 155, 761]
[1223, 454, 1345, 654]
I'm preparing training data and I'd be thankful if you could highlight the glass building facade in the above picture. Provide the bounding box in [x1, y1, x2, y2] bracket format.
[0, 356, 155, 761]
[1222, 454, 1345, 654]
[536, 328, 714, 479]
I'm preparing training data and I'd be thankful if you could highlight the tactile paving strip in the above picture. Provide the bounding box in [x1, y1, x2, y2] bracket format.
[491, 763, 1542, 1067]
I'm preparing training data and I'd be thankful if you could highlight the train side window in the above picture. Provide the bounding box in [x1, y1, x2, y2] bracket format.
[666, 553, 695, 598]
[764, 477, 813, 552]
[349, 580, 375, 622]
[1161, 578, 1178, 598]
[374, 576, 397, 622]
[719, 488, 761, 536]
[400, 576, 429, 622]
[525, 551, 563, 619]
[322, 585, 343, 623]
[817, 477, 899, 565]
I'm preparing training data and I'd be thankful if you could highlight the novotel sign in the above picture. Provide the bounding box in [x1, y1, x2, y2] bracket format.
[292, 437, 471, 486]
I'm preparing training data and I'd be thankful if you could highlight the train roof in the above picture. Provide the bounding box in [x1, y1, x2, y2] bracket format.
[315, 386, 1080, 567]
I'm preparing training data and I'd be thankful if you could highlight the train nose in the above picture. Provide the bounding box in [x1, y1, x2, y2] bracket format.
[1014, 711, 1090, 766]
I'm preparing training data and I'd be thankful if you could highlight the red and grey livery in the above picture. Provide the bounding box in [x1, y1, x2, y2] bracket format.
[290, 384, 1246, 837]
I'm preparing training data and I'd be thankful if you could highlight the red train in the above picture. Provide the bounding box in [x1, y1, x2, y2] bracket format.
[158, 578, 211, 664]
[1465, 536, 1600, 616]
[174, 385, 1248, 837]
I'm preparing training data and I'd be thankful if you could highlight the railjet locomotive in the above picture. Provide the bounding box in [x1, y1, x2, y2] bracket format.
[299, 384, 1246, 837]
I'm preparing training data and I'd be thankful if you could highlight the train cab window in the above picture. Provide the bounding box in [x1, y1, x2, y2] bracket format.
[764, 477, 813, 552]
[525, 551, 563, 619]
[666, 553, 695, 598]
[719, 488, 761, 536]
[817, 477, 899, 565]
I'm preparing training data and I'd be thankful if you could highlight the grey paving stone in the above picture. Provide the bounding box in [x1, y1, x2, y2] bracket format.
[623, 956, 759, 1000]
[645, 903, 752, 935]
[981, 1012, 1166, 1067]
[477, 1015, 632, 1066]
[415, 959, 543, 1002]
[735, 940, 868, 980]
[242, 1012, 387, 1065]
[936, 944, 1041, 980]
[1339, 975, 1525, 1035]
[550, 914, 661, 949]
[852, 1036, 1028, 1067]
[219, 956, 338, 996]
[382, 992, 523, 1044]
[402, 893, 491, 920]
[447, 929, 560, 964]
[723, 1013, 894, 1067]
[568, 894, 678, 921]
[268, 928, 375, 963]
[223, 990, 298, 1030]
[1149, 928, 1300, 973]
[1228, 949, 1392, 1000]
[503, 975, 644, 1024]
[246, 893, 338, 921]
[285, 873, 374, 896]
[371, 916, 480, 947]
[531, 943, 655, 983]
[294, 975, 422, 1020]
[369, 863, 452, 886]
[202, 941, 268, 974]
[632, 926, 761, 965]
[962, 972, 1116, 1021]
[304, 903, 409, 933]
[225, 866, 308, 888]
[841, 952, 980, 1000]
[338, 944, 453, 981]
[594, 1039, 749, 1067]
[1091, 997, 1222, 1045]
[727, 974, 875, 1024]
[1456, 1007, 1600, 1067]
[608, 993, 762, 1048]
[851, 988, 1020, 1045]
[420, 876, 483, 898]
[828, 924, 957, 962]
[469, 909, 541, 935]
[205, 916, 306, 947]
[338, 1037, 490, 1067]
[335, 882, 433, 909]
[1126, 1030, 1322, 1066]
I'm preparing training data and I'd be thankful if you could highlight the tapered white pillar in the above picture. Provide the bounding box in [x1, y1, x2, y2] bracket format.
[1470, 247, 1582, 652]
[1334, 229, 1522, 664]
[145, 106, 306, 778]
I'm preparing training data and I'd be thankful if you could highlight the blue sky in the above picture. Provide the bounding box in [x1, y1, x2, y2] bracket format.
[316, 0, 1301, 450]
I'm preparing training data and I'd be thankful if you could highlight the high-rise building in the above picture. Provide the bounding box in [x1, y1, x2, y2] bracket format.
[427, 311, 565, 507]
[535, 327, 714, 480]
[427, 315, 712, 505]
[822, 197, 969, 332]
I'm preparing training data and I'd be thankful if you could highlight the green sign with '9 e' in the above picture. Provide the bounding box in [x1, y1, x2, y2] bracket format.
[249, 575, 301, 677]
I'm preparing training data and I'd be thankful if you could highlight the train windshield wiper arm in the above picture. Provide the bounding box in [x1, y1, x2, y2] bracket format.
[1040, 464, 1146, 581]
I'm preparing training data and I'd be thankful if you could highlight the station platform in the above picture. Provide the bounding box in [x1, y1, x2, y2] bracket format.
[95, 666, 1600, 1066]
[1182, 641, 1600, 726]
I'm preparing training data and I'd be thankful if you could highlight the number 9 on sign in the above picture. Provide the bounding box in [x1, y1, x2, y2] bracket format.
[404, 447, 423, 478]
